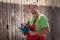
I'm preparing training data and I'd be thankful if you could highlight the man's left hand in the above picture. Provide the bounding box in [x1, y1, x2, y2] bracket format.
[28, 31, 37, 36]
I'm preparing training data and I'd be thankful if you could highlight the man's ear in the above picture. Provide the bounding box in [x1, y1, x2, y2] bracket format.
[34, 6, 38, 10]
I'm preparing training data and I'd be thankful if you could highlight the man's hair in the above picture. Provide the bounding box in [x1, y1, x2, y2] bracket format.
[28, 4, 37, 7]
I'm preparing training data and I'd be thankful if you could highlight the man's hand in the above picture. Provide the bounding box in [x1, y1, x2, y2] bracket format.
[22, 23, 27, 26]
[28, 31, 37, 36]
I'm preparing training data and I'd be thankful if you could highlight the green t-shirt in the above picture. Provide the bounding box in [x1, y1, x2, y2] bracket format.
[29, 14, 49, 32]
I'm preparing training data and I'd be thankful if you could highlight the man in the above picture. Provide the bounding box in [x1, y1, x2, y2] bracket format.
[22, 2, 50, 40]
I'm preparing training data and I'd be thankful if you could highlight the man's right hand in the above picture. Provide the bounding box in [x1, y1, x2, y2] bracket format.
[21, 23, 27, 26]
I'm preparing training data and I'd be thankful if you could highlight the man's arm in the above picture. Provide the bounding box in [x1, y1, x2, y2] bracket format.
[36, 27, 50, 36]
[29, 27, 50, 36]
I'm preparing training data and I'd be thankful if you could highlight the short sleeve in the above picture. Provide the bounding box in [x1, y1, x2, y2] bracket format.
[39, 14, 49, 29]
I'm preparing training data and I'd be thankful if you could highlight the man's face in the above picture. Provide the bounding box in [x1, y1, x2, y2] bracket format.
[28, 5, 38, 14]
